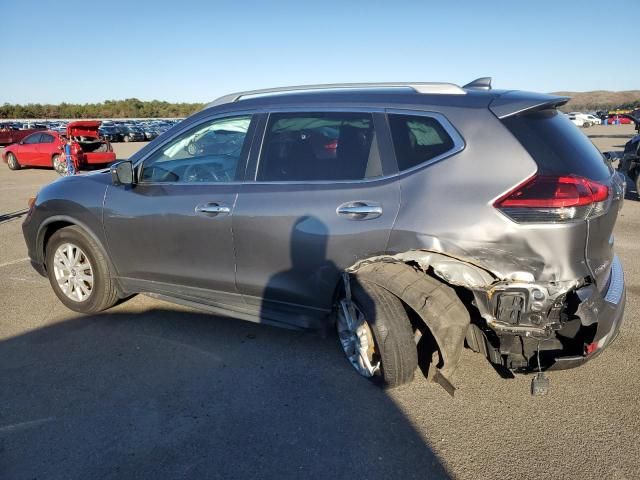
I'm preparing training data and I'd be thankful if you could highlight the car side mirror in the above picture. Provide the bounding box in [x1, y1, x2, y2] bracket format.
[111, 160, 134, 186]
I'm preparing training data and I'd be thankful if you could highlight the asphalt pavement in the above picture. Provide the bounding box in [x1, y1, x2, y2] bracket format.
[0, 129, 639, 480]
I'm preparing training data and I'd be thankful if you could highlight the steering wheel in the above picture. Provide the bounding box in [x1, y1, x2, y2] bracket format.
[183, 162, 231, 182]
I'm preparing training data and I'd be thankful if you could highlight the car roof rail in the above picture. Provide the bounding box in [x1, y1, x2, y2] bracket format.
[206, 82, 467, 108]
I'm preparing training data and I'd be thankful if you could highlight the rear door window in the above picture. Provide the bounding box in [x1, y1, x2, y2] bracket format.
[40, 134, 54, 143]
[257, 112, 381, 181]
[388, 114, 456, 171]
[23, 133, 42, 144]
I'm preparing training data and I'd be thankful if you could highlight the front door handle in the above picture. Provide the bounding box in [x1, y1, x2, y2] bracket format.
[336, 201, 383, 220]
[195, 202, 231, 217]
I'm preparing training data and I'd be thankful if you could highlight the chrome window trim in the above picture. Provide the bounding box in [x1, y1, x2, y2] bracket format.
[134, 108, 465, 187]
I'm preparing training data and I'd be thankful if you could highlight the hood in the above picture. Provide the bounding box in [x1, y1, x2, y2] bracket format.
[67, 121, 102, 137]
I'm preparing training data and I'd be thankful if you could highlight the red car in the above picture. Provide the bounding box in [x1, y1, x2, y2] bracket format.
[607, 115, 633, 125]
[2, 121, 116, 173]
[0, 126, 45, 146]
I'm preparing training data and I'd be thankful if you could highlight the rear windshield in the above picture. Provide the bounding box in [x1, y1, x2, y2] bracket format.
[502, 109, 611, 181]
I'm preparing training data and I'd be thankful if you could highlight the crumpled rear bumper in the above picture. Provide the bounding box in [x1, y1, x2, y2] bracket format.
[548, 255, 626, 370]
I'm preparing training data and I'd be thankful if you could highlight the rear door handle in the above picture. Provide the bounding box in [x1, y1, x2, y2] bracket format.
[336, 201, 383, 220]
[195, 202, 231, 217]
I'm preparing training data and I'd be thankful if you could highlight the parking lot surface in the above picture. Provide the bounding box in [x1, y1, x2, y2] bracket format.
[1, 127, 639, 480]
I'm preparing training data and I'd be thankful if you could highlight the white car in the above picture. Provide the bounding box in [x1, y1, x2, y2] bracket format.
[567, 112, 601, 128]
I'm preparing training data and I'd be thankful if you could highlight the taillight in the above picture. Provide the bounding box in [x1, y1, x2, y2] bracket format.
[324, 140, 338, 151]
[494, 174, 610, 223]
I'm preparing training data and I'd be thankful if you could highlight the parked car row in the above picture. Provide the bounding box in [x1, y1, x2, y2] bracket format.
[563, 111, 637, 128]
[0, 118, 182, 145]
[2, 121, 116, 174]
[98, 119, 181, 142]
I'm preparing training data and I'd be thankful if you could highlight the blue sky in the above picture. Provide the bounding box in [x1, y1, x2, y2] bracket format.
[2, 0, 637, 104]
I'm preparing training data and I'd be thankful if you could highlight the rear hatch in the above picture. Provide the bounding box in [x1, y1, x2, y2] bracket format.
[497, 107, 623, 291]
[67, 120, 102, 137]
[68, 121, 115, 164]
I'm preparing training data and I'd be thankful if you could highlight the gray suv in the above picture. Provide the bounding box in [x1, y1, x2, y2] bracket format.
[22, 79, 627, 393]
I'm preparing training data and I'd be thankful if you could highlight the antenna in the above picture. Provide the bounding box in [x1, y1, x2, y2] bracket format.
[463, 77, 492, 90]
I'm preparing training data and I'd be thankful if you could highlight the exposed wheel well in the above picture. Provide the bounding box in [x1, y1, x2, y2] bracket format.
[41, 221, 74, 265]
[340, 260, 474, 390]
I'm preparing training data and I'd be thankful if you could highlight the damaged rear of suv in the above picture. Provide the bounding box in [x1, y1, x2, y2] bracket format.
[23, 78, 626, 395]
[345, 87, 627, 394]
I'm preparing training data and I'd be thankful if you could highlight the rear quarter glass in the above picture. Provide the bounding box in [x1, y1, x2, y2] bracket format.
[502, 109, 612, 181]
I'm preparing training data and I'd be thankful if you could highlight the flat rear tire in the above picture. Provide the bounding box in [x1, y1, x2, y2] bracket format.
[338, 278, 418, 388]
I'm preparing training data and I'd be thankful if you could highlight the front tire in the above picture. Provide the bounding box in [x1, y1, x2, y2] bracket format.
[338, 278, 418, 387]
[45, 226, 119, 313]
[6, 153, 21, 170]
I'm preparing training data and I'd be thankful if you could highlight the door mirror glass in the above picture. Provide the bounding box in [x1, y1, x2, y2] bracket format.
[111, 160, 134, 186]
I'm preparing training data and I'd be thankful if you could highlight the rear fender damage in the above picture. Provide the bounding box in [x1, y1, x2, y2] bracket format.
[348, 260, 470, 394]
[347, 250, 586, 386]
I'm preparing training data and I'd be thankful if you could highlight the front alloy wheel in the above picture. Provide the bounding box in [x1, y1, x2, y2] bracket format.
[52, 242, 94, 302]
[7, 153, 20, 170]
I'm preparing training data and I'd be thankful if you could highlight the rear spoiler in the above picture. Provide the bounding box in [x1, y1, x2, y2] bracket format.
[489, 91, 570, 119]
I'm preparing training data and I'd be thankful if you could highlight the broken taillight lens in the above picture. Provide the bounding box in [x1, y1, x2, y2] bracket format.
[494, 174, 610, 223]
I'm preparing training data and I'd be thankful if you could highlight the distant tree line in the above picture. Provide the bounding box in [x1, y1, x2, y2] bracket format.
[559, 100, 640, 113]
[0, 99, 205, 119]
[2, 96, 639, 119]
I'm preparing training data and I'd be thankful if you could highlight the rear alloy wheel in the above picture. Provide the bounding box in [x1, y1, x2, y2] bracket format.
[124, 135, 130, 142]
[338, 298, 381, 379]
[6, 153, 21, 170]
[52, 154, 67, 175]
[337, 278, 418, 387]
